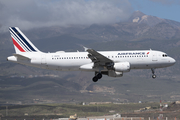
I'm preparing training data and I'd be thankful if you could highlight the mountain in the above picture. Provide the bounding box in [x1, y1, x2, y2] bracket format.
[73, 11, 180, 41]
[141, 22, 180, 39]
[1, 11, 180, 48]
[117, 11, 180, 40]
[0, 11, 180, 103]
[128, 11, 180, 28]
[1, 10, 180, 76]
[128, 10, 164, 26]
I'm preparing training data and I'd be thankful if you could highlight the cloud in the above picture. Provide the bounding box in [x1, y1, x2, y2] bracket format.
[0, 0, 133, 32]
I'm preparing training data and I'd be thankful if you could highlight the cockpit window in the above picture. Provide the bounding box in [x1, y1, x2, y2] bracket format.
[162, 54, 168, 57]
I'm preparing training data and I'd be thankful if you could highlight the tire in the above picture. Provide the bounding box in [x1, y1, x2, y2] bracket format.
[152, 74, 156, 79]
[92, 76, 98, 82]
[97, 73, 102, 79]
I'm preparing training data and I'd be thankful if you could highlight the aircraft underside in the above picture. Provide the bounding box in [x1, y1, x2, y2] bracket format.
[18, 61, 165, 82]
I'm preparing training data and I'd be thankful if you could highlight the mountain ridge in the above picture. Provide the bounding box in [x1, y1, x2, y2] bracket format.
[128, 11, 180, 28]
[0, 11, 180, 103]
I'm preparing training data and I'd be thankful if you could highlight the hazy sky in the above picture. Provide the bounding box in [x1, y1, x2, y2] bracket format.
[0, 0, 179, 32]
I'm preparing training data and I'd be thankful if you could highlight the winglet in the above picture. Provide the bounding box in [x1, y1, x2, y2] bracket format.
[83, 46, 89, 51]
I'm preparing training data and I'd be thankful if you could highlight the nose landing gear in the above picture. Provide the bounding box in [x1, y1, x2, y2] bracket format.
[151, 68, 156, 79]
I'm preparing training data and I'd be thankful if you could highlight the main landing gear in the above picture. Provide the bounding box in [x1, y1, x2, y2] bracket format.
[151, 68, 156, 79]
[92, 73, 102, 82]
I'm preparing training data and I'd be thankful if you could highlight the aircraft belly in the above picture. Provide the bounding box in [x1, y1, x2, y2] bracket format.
[130, 60, 155, 69]
[130, 61, 168, 69]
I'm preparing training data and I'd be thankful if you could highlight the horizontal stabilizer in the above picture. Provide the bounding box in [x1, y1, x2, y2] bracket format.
[13, 54, 31, 60]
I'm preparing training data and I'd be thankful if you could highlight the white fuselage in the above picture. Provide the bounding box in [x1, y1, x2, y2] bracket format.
[8, 50, 176, 72]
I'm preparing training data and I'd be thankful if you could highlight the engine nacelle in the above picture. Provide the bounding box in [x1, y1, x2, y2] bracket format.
[107, 70, 123, 77]
[114, 62, 130, 72]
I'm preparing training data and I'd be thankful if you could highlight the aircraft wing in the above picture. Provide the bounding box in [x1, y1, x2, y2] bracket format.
[86, 48, 113, 67]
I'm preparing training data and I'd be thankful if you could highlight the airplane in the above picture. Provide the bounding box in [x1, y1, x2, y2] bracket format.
[7, 27, 176, 82]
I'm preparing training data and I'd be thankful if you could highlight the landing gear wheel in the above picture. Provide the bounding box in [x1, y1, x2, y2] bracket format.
[151, 68, 156, 79]
[152, 74, 156, 79]
[92, 76, 98, 82]
[97, 73, 102, 79]
[92, 73, 102, 82]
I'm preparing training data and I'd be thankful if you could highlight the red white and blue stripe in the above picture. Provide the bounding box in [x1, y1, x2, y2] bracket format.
[9, 27, 39, 52]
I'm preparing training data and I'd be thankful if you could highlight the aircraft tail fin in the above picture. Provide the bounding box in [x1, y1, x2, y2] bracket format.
[9, 27, 41, 54]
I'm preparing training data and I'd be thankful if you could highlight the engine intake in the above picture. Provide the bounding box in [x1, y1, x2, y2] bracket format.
[114, 62, 130, 72]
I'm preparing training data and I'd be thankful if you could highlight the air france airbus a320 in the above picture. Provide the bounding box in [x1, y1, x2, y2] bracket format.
[7, 27, 176, 82]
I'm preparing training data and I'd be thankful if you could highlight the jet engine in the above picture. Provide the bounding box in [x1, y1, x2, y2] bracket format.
[107, 70, 123, 77]
[114, 62, 130, 72]
[101, 70, 123, 77]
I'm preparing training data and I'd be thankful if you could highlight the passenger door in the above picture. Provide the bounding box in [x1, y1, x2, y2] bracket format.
[152, 51, 157, 61]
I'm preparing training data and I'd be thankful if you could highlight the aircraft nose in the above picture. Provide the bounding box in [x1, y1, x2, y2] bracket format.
[169, 57, 176, 65]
